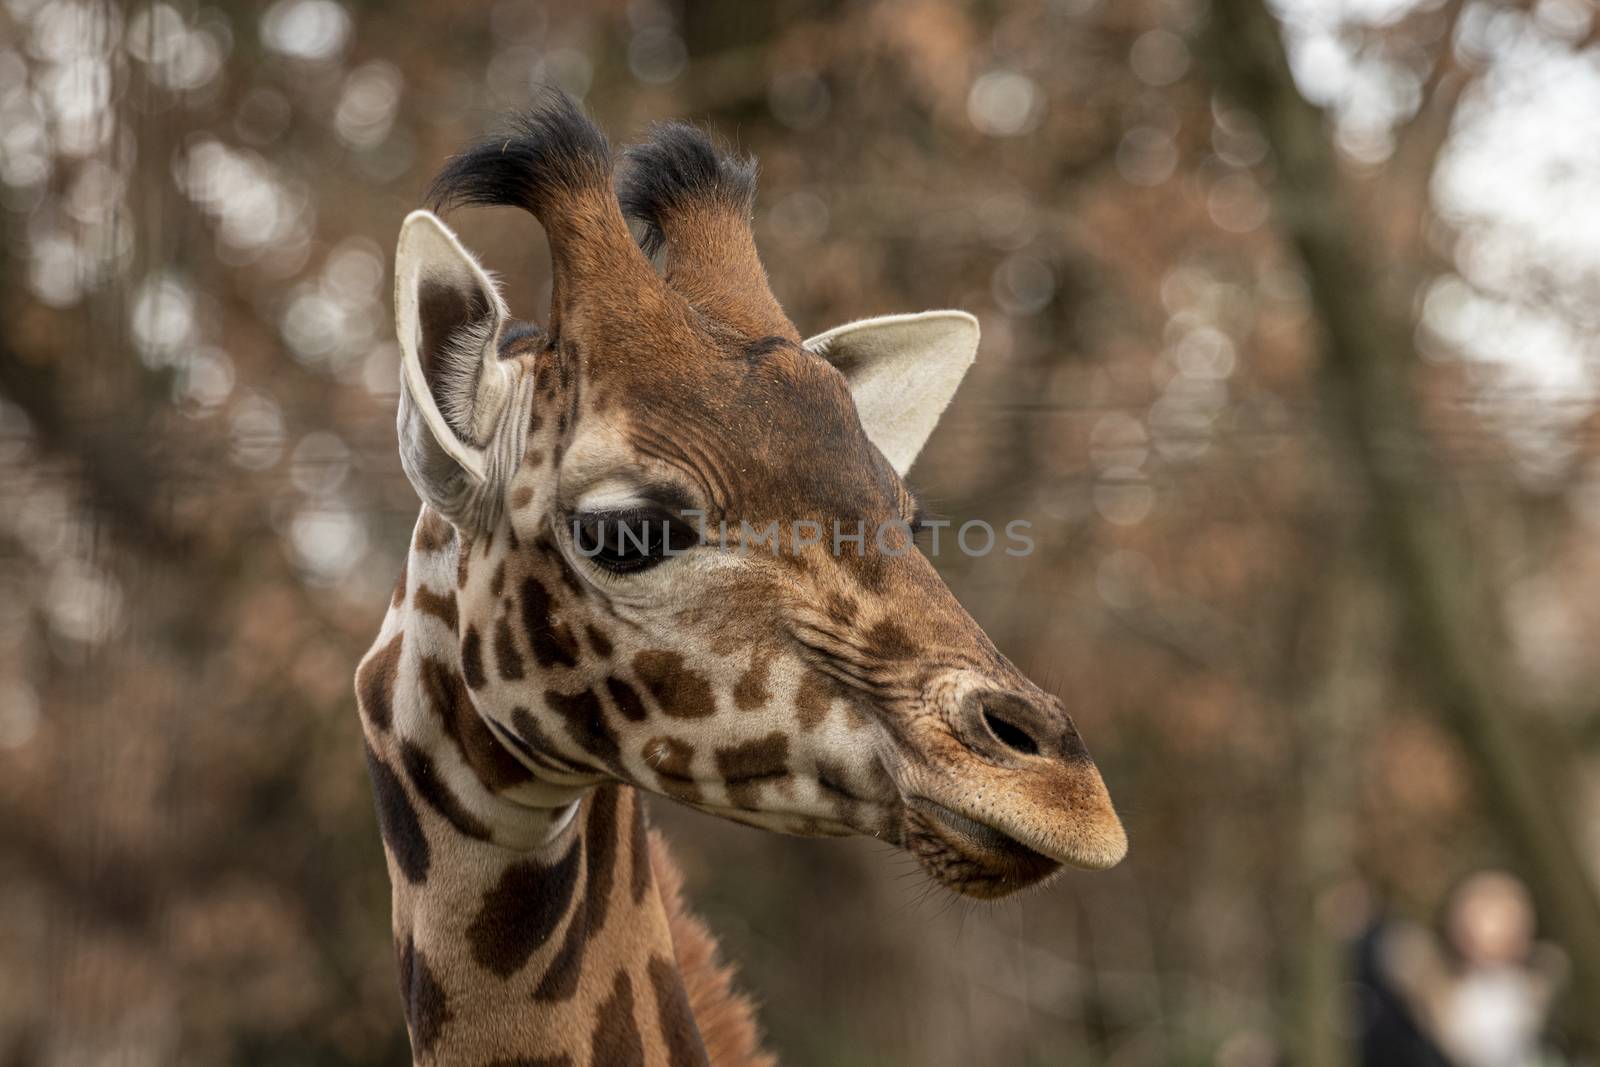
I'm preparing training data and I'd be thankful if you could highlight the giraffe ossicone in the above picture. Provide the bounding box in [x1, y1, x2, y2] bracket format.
[358, 89, 1126, 1066]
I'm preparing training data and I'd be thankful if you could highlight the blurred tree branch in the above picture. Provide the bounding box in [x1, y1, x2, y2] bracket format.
[1288, 547, 1384, 1067]
[1200, 0, 1600, 1053]
[0, 344, 188, 559]
[1388, 0, 1470, 228]
[0, 196, 188, 565]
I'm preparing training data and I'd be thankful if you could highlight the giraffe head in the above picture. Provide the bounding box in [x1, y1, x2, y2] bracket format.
[392, 93, 1125, 899]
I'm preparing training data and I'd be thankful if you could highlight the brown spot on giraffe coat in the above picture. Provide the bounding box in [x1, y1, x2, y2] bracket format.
[545, 688, 622, 771]
[863, 617, 916, 660]
[731, 654, 770, 712]
[715, 732, 790, 809]
[413, 507, 453, 552]
[794, 670, 833, 731]
[650, 954, 711, 1067]
[396, 935, 452, 1056]
[400, 739, 491, 842]
[461, 625, 487, 688]
[582, 786, 621, 938]
[630, 791, 653, 904]
[414, 585, 459, 633]
[642, 736, 701, 804]
[363, 744, 428, 884]
[494, 616, 526, 680]
[585, 624, 614, 659]
[633, 650, 715, 718]
[421, 655, 534, 793]
[532, 902, 586, 1004]
[522, 577, 580, 669]
[589, 970, 645, 1067]
[356, 631, 402, 731]
[533, 786, 620, 1004]
[605, 676, 648, 723]
[466, 835, 582, 978]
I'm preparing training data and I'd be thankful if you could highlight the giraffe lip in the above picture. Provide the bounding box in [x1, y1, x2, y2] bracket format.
[906, 797, 1061, 898]
[917, 801, 1026, 853]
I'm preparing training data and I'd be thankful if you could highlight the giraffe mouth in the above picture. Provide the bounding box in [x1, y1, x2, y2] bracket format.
[903, 797, 1061, 899]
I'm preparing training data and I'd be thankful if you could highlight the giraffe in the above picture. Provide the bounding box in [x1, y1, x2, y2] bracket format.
[356, 92, 1127, 1066]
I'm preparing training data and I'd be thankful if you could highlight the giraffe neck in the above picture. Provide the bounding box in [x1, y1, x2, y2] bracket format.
[357, 514, 760, 1066]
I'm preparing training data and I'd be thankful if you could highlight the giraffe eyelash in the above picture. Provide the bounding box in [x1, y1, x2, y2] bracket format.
[569, 506, 701, 574]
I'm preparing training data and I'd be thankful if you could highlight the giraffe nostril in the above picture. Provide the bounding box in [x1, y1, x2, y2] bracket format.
[981, 704, 1041, 757]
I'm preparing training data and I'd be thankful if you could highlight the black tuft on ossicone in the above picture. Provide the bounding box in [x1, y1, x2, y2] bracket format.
[617, 122, 759, 258]
[427, 88, 613, 220]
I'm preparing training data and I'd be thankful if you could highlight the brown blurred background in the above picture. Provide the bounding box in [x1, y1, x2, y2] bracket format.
[6, 0, 1600, 1063]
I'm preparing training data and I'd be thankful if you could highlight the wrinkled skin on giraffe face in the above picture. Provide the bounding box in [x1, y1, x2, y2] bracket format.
[397, 103, 1125, 898]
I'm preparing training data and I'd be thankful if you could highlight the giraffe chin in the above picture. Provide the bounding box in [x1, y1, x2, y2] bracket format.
[903, 798, 1063, 900]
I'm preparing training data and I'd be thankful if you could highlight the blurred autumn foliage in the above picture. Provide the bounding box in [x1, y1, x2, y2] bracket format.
[6, 0, 1600, 1064]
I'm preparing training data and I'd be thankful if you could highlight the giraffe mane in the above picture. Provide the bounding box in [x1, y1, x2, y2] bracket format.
[649, 830, 777, 1067]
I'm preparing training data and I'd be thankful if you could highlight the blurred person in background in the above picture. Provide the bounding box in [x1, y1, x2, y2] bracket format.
[1376, 870, 1569, 1067]
[1352, 913, 1453, 1067]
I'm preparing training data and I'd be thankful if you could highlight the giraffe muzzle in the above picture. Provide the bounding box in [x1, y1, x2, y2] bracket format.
[900, 756, 1127, 898]
[892, 681, 1127, 896]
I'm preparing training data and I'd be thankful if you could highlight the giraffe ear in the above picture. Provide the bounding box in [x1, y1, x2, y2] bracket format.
[393, 209, 513, 529]
[804, 310, 979, 475]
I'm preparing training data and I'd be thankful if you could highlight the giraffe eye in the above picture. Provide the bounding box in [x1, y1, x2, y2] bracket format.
[571, 508, 696, 574]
